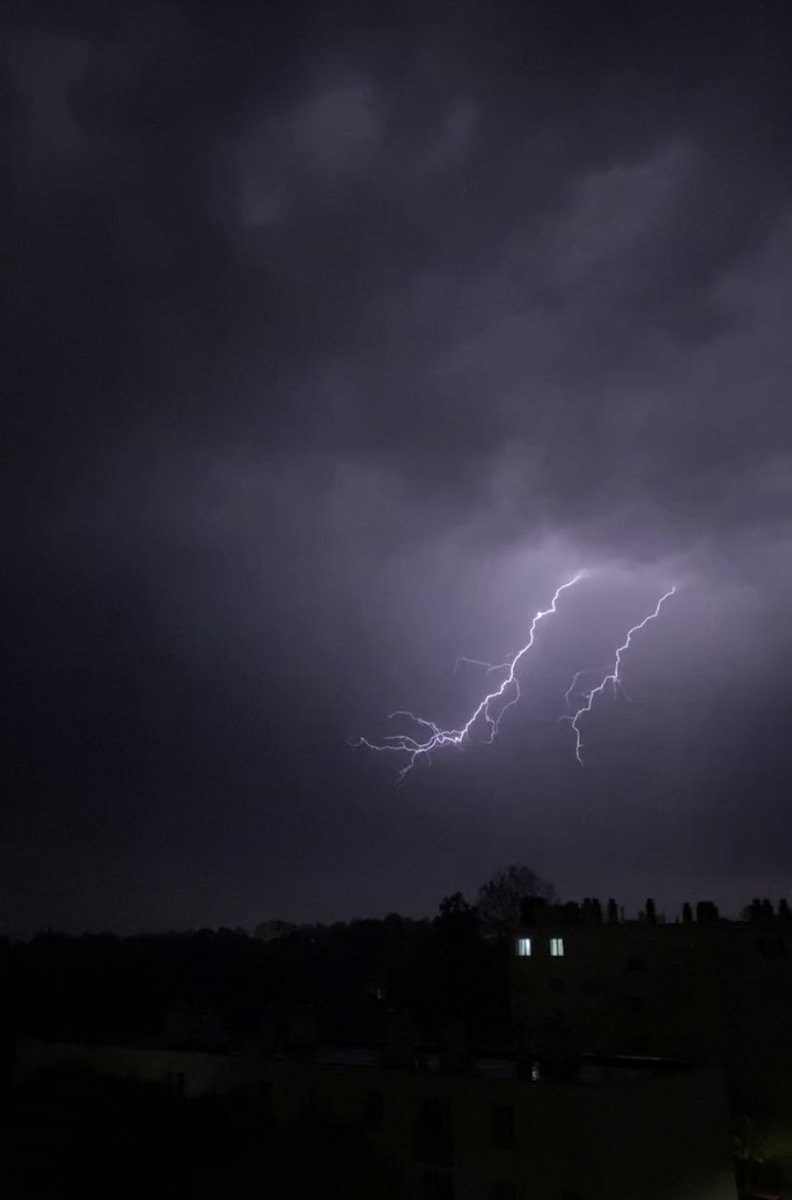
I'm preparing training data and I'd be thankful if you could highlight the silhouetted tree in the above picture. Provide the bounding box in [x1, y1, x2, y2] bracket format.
[435, 892, 478, 937]
[5, 902, 514, 1048]
[476, 864, 556, 937]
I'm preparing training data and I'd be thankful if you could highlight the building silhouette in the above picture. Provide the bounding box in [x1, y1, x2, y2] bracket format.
[15, 1036, 736, 1200]
[511, 894, 792, 1192]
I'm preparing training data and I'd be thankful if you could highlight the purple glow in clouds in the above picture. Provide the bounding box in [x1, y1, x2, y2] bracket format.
[352, 573, 584, 779]
[354, 576, 677, 779]
[562, 586, 677, 764]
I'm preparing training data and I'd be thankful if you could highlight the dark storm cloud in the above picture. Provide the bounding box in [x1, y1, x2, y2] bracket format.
[4, 0, 792, 931]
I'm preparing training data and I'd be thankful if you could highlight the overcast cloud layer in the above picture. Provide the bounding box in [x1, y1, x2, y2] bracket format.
[4, 1, 792, 934]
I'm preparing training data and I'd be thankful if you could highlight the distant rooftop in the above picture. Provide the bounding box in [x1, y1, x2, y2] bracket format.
[312, 1043, 693, 1084]
[50, 1030, 695, 1086]
[519, 895, 791, 927]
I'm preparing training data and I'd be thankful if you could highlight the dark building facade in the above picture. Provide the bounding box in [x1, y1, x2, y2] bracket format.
[15, 1037, 736, 1200]
[510, 896, 792, 1193]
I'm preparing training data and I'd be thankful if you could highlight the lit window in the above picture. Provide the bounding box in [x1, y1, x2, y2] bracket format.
[550, 937, 565, 957]
[516, 937, 532, 957]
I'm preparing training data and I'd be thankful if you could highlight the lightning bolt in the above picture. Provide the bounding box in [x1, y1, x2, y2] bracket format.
[563, 586, 676, 765]
[453, 655, 512, 677]
[352, 572, 584, 780]
[563, 667, 612, 709]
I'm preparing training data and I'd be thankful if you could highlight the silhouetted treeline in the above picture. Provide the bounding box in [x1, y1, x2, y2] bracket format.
[0, 902, 510, 1050]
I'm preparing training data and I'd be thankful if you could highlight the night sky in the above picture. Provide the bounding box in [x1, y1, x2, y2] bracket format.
[5, 1, 792, 935]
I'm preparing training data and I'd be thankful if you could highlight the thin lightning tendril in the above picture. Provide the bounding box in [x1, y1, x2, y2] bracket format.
[453, 655, 512, 677]
[562, 586, 676, 765]
[352, 573, 584, 780]
[563, 667, 612, 710]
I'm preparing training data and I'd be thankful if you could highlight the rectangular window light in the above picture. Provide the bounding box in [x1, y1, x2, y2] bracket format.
[550, 937, 565, 957]
[517, 937, 532, 957]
